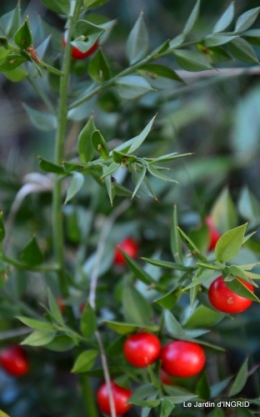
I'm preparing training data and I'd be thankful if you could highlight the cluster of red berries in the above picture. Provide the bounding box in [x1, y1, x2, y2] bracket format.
[0, 345, 29, 377]
[97, 332, 206, 415]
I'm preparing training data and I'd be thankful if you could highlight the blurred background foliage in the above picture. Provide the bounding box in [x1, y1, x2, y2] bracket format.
[0, 0, 260, 416]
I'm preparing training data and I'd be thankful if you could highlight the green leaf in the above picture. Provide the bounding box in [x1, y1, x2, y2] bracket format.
[171, 206, 183, 264]
[147, 164, 178, 183]
[92, 130, 109, 159]
[88, 48, 110, 83]
[126, 13, 149, 64]
[163, 395, 198, 405]
[204, 34, 237, 47]
[23, 104, 57, 132]
[0, 212, 5, 242]
[228, 37, 259, 64]
[210, 376, 233, 397]
[0, 48, 10, 67]
[183, 269, 215, 290]
[47, 288, 64, 325]
[184, 305, 224, 328]
[130, 384, 157, 403]
[77, 116, 96, 163]
[17, 316, 54, 331]
[155, 289, 181, 310]
[215, 224, 247, 263]
[195, 373, 211, 400]
[164, 310, 186, 338]
[141, 258, 191, 272]
[45, 335, 75, 352]
[0, 54, 27, 71]
[228, 265, 248, 280]
[84, 0, 109, 7]
[64, 172, 85, 204]
[71, 350, 98, 373]
[130, 400, 160, 408]
[3, 67, 27, 82]
[21, 329, 56, 346]
[213, 3, 235, 33]
[20, 236, 44, 266]
[183, 0, 200, 36]
[0, 410, 9, 417]
[128, 116, 156, 154]
[116, 75, 153, 100]
[40, 0, 69, 14]
[139, 64, 184, 83]
[131, 164, 146, 199]
[38, 157, 64, 174]
[103, 166, 114, 205]
[177, 227, 207, 262]
[173, 50, 213, 72]
[80, 303, 97, 338]
[211, 187, 238, 233]
[225, 278, 259, 302]
[122, 283, 153, 326]
[160, 400, 175, 417]
[104, 320, 159, 335]
[117, 251, 155, 286]
[235, 7, 260, 33]
[14, 18, 32, 49]
[238, 186, 260, 227]
[229, 357, 248, 396]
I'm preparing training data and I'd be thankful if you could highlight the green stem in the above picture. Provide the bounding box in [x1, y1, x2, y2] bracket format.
[79, 375, 99, 417]
[3, 254, 59, 272]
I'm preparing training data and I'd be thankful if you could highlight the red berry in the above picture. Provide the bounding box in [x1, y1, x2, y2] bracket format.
[160, 369, 175, 385]
[0, 345, 29, 377]
[160, 341, 206, 378]
[62, 30, 99, 60]
[114, 238, 138, 265]
[123, 332, 161, 368]
[208, 276, 254, 314]
[205, 216, 221, 251]
[97, 381, 132, 416]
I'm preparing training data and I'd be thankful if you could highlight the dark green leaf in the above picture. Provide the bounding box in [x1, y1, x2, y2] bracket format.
[235, 7, 260, 33]
[84, 0, 109, 7]
[38, 157, 64, 174]
[0, 54, 27, 71]
[40, 0, 69, 14]
[77, 116, 96, 163]
[14, 18, 32, 49]
[45, 335, 75, 352]
[0, 212, 5, 242]
[104, 320, 159, 335]
[71, 350, 98, 373]
[228, 38, 259, 64]
[171, 206, 183, 264]
[174, 50, 213, 72]
[128, 116, 156, 154]
[80, 303, 97, 338]
[116, 75, 153, 99]
[88, 48, 110, 83]
[141, 258, 191, 272]
[17, 316, 54, 331]
[23, 104, 57, 132]
[164, 310, 186, 338]
[177, 227, 207, 261]
[130, 400, 160, 407]
[213, 3, 235, 33]
[126, 13, 149, 64]
[183, 269, 215, 290]
[184, 305, 224, 328]
[229, 357, 248, 396]
[160, 400, 175, 417]
[155, 289, 181, 310]
[163, 395, 197, 405]
[47, 288, 64, 325]
[215, 224, 247, 263]
[20, 236, 44, 266]
[122, 283, 153, 326]
[225, 278, 259, 302]
[195, 373, 211, 400]
[119, 250, 155, 286]
[183, 0, 200, 36]
[92, 130, 109, 159]
[139, 64, 184, 83]
[130, 384, 157, 402]
[210, 377, 232, 398]
[21, 330, 56, 346]
[64, 172, 85, 204]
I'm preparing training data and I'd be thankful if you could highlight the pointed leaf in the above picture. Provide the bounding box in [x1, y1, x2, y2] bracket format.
[40, 0, 69, 14]
[71, 350, 98, 373]
[88, 48, 110, 83]
[119, 251, 155, 286]
[127, 116, 156, 154]
[183, 0, 200, 36]
[47, 288, 64, 325]
[0, 54, 27, 71]
[17, 316, 54, 331]
[204, 34, 237, 47]
[131, 164, 146, 199]
[211, 187, 238, 233]
[141, 257, 190, 271]
[228, 37, 259, 64]
[45, 335, 75, 352]
[20, 236, 44, 266]
[174, 50, 213, 72]
[215, 224, 247, 263]
[184, 305, 224, 329]
[147, 165, 178, 183]
[130, 384, 157, 402]
[104, 320, 159, 335]
[116, 75, 153, 100]
[78, 116, 96, 163]
[39, 157, 64, 174]
[213, 3, 235, 33]
[195, 373, 211, 400]
[139, 63, 184, 82]
[14, 17, 32, 49]
[160, 399, 175, 417]
[123, 283, 152, 325]
[225, 278, 259, 302]
[154, 289, 181, 310]
[80, 303, 97, 338]
[23, 104, 57, 132]
[0, 212, 5, 242]
[164, 310, 186, 338]
[183, 269, 215, 290]
[64, 172, 85, 204]
[92, 130, 109, 159]
[21, 329, 56, 346]
[235, 7, 260, 33]
[126, 13, 149, 64]
[238, 187, 260, 227]
[229, 357, 248, 396]
[177, 227, 207, 261]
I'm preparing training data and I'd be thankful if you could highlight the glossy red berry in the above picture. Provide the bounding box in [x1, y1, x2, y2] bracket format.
[208, 276, 254, 314]
[62, 31, 99, 60]
[123, 332, 161, 368]
[97, 381, 132, 416]
[114, 238, 138, 265]
[205, 216, 221, 251]
[0, 345, 29, 377]
[160, 340, 206, 378]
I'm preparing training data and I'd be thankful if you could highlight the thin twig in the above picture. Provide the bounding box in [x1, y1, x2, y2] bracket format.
[89, 199, 132, 310]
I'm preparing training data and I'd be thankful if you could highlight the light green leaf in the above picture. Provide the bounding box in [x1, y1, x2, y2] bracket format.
[174, 50, 213, 72]
[228, 357, 248, 396]
[21, 329, 56, 346]
[104, 320, 159, 335]
[23, 104, 57, 131]
[235, 7, 260, 33]
[45, 335, 75, 352]
[3, 67, 28, 82]
[204, 34, 237, 47]
[141, 257, 190, 271]
[183, 0, 200, 36]
[184, 305, 224, 328]
[47, 288, 64, 325]
[64, 172, 85, 204]
[213, 3, 235, 33]
[77, 116, 96, 163]
[119, 251, 156, 286]
[127, 116, 156, 154]
[17, 316, 54, 331]
[215, 224, 247, 263]
[183, 269, 215, 290]
[116, 75, 153, 99]
[71, 350, 98, 373]
[126, 13, 149, 64]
